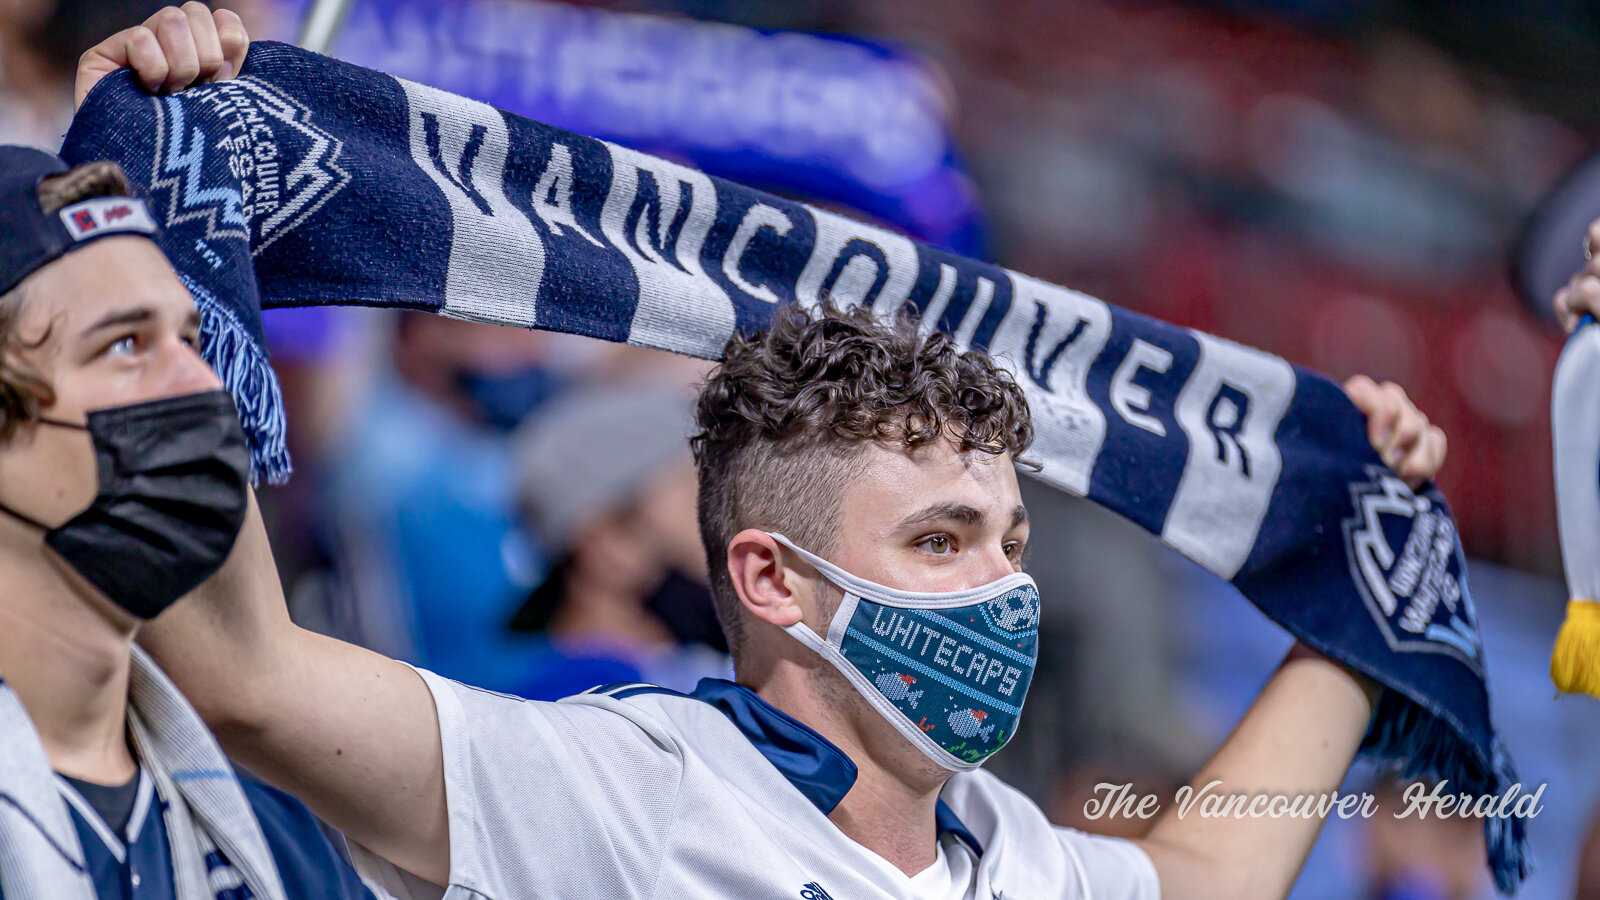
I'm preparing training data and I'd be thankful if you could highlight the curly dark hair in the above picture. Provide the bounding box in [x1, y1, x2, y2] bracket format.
[691, 303, 1034, 659]
[0, 161, 135, 442]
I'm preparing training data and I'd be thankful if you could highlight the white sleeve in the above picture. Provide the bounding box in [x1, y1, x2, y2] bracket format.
[410, 668, 686, 900]
[1053, 827, 1161, 900]
[345, 837, 448, 900]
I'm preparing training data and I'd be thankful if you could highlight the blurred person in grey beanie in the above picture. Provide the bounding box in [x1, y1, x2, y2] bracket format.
[508, 383, 730, 699]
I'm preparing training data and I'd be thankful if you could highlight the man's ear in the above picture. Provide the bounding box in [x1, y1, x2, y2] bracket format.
[726, 529, 805, 628]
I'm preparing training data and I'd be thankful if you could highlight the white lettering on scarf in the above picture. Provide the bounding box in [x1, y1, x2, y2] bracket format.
[1112, 339, 1175, 436]
[721, 203, 793, 304]
[1164, 333, 1294, 577]
[400, 78, 546, 326]
[600, 142, 734, 357]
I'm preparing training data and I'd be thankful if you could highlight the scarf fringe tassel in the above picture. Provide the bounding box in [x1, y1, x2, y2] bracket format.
[1550, 600, 1600, 697]
[184, 277, 292, 485]
[1363, 691, 1533, 894]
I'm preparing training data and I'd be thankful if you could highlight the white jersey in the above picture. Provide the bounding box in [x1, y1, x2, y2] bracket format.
[353, 671, 1160, 900]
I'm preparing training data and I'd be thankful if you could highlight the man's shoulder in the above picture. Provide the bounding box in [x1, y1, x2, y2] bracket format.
[943, 769, 1160, 900]
[942, 767, 1055, 839]
[237, 773, 376, 900]
[557, 681, 754, 750]
[417, 671, 748, 781]
[406, 679, 754, 898]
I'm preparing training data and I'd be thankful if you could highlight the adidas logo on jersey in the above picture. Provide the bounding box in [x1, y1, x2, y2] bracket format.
[799, 881, 835, 900]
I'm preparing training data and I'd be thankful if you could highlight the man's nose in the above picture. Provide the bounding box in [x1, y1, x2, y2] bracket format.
[974, 545, 1017, 584]
[154, 340, 224, 397]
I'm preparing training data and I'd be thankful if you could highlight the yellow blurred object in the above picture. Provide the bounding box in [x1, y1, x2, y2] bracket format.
[1551, 600, 1600, 697]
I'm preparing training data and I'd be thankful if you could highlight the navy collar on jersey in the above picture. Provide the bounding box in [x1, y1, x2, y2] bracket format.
[54, 768, 154, 863]
[594, 679, 984, 856]
[685, 678, 984, 857]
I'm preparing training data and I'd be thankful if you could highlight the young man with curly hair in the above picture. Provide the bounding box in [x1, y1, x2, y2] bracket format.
[142, 306, 1439, 900]
[88, 9, 1450, 900]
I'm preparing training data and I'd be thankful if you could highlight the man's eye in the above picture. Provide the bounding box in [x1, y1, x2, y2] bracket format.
[923, 535, 954, 554]
[1004, 542, 1023, 561]
[105, 335, 137, 357]
[181, 333, 200, 349]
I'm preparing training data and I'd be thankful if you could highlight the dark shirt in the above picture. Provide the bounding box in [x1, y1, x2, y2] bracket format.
[57, 769, 174, 900]
[62, 771, 140, 835]
[0, 768, 375, 900]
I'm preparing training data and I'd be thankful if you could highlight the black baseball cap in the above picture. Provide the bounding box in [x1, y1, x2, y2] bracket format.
[0, 145, 160, 296]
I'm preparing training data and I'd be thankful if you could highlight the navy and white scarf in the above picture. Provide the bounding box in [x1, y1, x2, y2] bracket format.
[0, 648, 287, 900]
[61, 41, 1529, 891]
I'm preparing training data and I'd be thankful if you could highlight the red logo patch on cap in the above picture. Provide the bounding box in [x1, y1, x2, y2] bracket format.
[59, 197, 157, 242]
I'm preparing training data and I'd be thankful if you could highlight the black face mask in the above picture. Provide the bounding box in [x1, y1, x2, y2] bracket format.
[0, 390, 251, 619]
[454, 366, 565, 432]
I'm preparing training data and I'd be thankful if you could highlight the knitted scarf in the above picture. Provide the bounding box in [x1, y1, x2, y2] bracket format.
[61, 41, 1529, 892]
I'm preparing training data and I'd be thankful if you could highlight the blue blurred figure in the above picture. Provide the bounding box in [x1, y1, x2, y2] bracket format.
[320, 312, 558, 691]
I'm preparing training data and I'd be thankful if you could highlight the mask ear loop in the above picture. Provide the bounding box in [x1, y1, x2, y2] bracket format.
[0, 416, 92, 531]
[0, 499, 52, 531]
[765, 533, 848, 649]
[767, 532, 997, 772]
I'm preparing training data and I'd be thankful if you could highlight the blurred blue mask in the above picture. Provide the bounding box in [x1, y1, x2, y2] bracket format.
[455, 367, 566, 431]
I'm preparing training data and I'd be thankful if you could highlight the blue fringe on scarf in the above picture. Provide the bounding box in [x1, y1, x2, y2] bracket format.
[1362, 690, 1531, 890]
[184, 276, 289, 484]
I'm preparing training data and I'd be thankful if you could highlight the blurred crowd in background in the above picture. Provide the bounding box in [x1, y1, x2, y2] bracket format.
[7, 1, 1600, 897]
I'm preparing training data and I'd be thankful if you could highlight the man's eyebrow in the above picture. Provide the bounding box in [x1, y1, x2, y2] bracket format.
[896, 502, 987, 530]
[80, 307, 155, 335]
[1011, 506, 1029, 530]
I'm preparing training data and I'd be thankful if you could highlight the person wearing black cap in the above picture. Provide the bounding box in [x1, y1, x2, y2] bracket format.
[0, 8, 376, 900]
[507, 383, 729, 699]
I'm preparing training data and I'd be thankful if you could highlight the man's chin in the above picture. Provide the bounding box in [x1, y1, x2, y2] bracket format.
[808, 662, 958, 788]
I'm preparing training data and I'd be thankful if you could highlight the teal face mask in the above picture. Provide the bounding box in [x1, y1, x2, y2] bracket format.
[768, 533, 1041, 771]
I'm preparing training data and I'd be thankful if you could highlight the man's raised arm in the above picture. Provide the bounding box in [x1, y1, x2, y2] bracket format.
[77, 6, 451, 886]
[143, 493, 450, 885]
[1135, 377, 1446, 900]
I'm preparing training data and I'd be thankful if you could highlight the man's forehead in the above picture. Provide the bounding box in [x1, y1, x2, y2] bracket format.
[842, 439, 1023, 523]
[874, 436, 1014, 474]
[22, 237, 190, 314]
